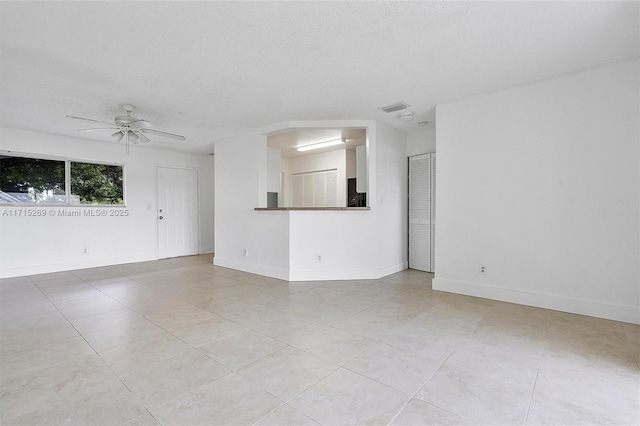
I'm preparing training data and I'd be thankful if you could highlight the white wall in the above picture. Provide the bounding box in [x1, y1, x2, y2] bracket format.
[214, 131, 290, 279]
[288, 121, 408, 280]
[0, 127, 214, 278]
[280, 155, 290, 208]
[374, 121, 409, 272]
[346, 149, 356, 179]
[434, 60, 640, 324]
[266, 147, 281, 193]
[214, 120, 408, 281]
[407, 127, 436, 157]
[288, 210, 379, 280]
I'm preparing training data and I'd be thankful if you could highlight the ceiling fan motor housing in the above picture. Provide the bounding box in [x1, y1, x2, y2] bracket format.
[114, 105, 151, 127]
[114, 115, 151, 127]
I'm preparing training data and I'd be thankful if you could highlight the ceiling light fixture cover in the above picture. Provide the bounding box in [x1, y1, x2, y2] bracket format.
[111, 131, 124, 142]
[297, 138, 345, 152]
[398, 112, 414, 122]
[128, 132, 138, 144]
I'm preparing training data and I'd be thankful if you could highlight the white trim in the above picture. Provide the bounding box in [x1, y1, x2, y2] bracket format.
[213, 258, 407, 283]
[213, 256, 290, 281]
[0, 253, 157, 279]
[433, 277, 640, 325]
[289, 261, 408, 282]
[200, 246, 214, 254]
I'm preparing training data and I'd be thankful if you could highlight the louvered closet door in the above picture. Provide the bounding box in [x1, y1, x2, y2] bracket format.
[291, 169, 338, 207]
[430, 153, 436, 272]
[409, 154, 431, 272]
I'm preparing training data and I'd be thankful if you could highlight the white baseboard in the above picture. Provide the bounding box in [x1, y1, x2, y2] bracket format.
[0, 254, 158, 279]
[199, 246, 214, 254]
[213, 257, 290, 281]
[433, 277, 640, 325]
[289, 261, 408, 282]
[212, 258, 408, 282]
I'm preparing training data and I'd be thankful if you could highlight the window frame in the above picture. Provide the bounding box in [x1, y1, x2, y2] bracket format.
[69, 160, 126, 206]
[0, 151, 126, 207]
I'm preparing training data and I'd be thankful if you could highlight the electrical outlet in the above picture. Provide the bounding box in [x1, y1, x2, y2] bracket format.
[479, 264, 487, 275]
[83, 247, 89, 254]
[243, 249, 248, 257]
[316, 254, 322, 262]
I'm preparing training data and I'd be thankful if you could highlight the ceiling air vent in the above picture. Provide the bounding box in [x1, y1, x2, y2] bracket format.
[380, 102, 410, 113]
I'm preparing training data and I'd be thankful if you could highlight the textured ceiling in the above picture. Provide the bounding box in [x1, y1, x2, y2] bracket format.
[0, 1, 637, 154]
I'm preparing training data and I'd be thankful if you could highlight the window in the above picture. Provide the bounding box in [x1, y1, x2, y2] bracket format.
[71, 162, 123, 205]
[0, 154, 124, 205]
[0, 156, 65, 203]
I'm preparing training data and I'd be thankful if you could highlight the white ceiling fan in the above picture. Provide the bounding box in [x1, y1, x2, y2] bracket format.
[67, 105, 185, 153]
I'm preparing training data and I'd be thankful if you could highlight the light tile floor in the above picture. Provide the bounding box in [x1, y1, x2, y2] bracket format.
[1, 254, 638, 425]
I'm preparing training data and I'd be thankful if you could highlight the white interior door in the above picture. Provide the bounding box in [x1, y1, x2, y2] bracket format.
[157, 167, 199, 259]
[409, 154, 432, 272]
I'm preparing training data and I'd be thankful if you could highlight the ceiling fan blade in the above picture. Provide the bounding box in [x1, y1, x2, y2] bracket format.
[134, 130, 150, 143]
[140, 128, 185, 141]
[66, 115, 115, 126]
[77, 127, 119, 132]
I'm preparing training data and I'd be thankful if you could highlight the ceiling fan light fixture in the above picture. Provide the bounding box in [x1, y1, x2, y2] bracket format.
[128, 131, 138, 144]
[70, 105, 186, 154]
[111, 131, 124, 142]
[297, 138, 345, 152]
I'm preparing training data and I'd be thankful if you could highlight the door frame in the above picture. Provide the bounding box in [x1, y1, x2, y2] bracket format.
[155, 165, 201, 259]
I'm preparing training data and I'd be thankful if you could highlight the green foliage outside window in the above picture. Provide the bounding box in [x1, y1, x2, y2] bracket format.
[71, 162, 123, 204]
[0, 155, 124, 205]
[0, 156, 65, 203]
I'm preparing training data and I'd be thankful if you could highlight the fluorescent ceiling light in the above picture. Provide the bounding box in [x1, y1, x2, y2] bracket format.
[296, 138, 345, 152]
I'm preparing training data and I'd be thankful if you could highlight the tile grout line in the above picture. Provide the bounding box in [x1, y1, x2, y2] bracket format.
[620, 325, 640, 371]
[523, 332, 547, 425]
[8, 260, 636, 425]
[4, 275, 137, 422]
[42, 276, 137, 394]
[384, 345, 460, 425]
[386, 302, 492, 425]
[366, 283, 467, 423]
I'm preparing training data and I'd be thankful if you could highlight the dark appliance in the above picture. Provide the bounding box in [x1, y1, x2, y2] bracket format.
[347, 178, 366, 207]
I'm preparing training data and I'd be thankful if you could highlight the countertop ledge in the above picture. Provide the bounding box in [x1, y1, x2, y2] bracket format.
[254, 207, 370, 211]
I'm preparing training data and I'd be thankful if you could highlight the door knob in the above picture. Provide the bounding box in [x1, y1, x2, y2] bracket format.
[159, 216, 164, 220]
